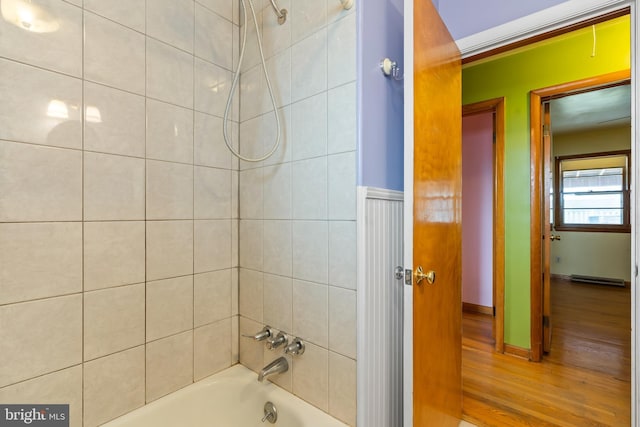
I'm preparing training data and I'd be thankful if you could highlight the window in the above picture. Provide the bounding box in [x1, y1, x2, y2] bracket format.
[554, 150, 630, 232]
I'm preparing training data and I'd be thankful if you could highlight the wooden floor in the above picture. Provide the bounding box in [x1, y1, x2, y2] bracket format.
[462, 279, 631, 427]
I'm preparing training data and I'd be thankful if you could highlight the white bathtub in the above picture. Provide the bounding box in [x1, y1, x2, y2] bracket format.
[103, 364, 349, 427]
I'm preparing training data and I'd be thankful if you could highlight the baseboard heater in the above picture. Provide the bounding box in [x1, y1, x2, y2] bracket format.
[570, 274, 625, 287]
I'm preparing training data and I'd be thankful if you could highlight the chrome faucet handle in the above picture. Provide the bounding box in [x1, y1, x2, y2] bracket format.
[284, 337, 305, 356]
[266, 332, 288, 350]
[243, 325, 272, 341]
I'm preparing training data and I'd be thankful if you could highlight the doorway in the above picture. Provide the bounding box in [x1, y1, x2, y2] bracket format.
[462, 99, 505, 354]
[530, 70, 632, 361]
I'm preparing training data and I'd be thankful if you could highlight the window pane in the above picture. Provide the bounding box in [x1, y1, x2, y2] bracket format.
[562, 168, 623, 192]
[562, 208, 623, 225]
[562, 193, 623, 225]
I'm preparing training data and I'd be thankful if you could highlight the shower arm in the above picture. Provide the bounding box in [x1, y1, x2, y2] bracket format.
[268, 0, 287, 25]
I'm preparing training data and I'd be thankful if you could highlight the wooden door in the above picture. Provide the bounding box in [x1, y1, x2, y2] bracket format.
[542, 102, 553, 353]
[412, 0, 462, 425]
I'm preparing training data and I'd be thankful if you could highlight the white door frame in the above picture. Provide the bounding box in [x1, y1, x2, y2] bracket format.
[402, 2, 638, 426]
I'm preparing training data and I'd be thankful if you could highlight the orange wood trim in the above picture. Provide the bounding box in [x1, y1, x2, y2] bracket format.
[462, 302, 494, 316]
[462, 97, 505, 354]
[530, 91, 543, 362]
[494, 98, 506, 355]
[462, 7, 630, 65]
[529, 70, 631, 363]
[504, 343, 531, 360]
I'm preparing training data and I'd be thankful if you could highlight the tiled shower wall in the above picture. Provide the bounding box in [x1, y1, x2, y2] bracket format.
[0, 1, 240, 426]
[236, 1, 358, 425]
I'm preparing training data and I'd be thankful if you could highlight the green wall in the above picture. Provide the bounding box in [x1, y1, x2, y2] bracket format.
[462, 16, 631, 348]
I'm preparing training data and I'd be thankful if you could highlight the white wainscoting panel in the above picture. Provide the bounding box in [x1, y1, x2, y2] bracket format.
[356, 186, 404, 427]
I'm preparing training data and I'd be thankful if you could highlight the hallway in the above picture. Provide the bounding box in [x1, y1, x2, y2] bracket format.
[462, 278, 631, 426]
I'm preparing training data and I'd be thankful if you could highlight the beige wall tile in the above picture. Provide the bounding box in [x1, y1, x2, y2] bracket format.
[146, 220, 193, 281]
[84, 12, 145, 94]
[146, 160, 194, 220]
[0, 141, 81, 222]
[84, 347, 145, 427]
[194, 319, 232, 380]
[84, 221, 146, 291]
[239, 269, 263, 323]
[0, 295, 82, 387]
[292, 220, 328, 284]
[0, 222, 81, 305]
[328, 152, 356, 220]
[327, 13, 356, 89]
[195, 166, 232, 219]
[239, 220, 263, 271]
[293, 280, 328, 348]
[194, 59, 232, 118]
[239, 167, 264, 219]
[328, 83, 356, 154]
[328, 352, 356, 426]
[146, 99, 194, 164]
[147, 0, 194, 53]
[292, 342, 328, 411]
[147, 276, 194, 342]
[194, 220, 232, 273]
[263, 163, 292, 219]
[84, 82, 146, 158]
[84, 0, 146, 32]
[0, 366, 83, 427]
[0, 58, 82, 150]
[147, 38, 194, 108]
[263, 220, 292, 276]
[194, 270, 232, 327]
[194, 112, 232, 169]
[263, 274, 292, 333]
[232, 315, 239, 363]
[239, 317, 264, 374]
[292, 157, 328, 220]
[84, 284, 145, 361]
[329, 287, 356, 359]
[329, 221, 357, 290]
[0, 0, 82, 76]
[84, 152, 145, 221]
[195, 4, 233, 70]
[146, 331, 194, 402]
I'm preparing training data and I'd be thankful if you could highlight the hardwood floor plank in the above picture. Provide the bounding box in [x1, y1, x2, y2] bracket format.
[462, 278, 631, 427]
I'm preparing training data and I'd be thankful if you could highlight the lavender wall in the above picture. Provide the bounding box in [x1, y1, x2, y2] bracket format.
[436, 0, 569, 40]
[462, 112, 493, 307]
[357, 0, 404, 191]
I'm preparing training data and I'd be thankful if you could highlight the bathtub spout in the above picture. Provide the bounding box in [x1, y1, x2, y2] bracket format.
[258, 357, 289, 382]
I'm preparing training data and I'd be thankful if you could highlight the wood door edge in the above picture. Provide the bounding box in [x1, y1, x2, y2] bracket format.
[529, 70, 631, 363]
[463, 97, 506, 354]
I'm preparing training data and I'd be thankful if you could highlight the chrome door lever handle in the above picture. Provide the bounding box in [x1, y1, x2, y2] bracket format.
[414, 266, 436, 285]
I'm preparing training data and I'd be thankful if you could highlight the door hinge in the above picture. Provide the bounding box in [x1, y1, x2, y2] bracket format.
[635, 264, 638, 278]
[493, 132, 497, 144]
[543, 124, 550, 136]
[543, 315, 550, 327]
[493, 306, 496, 317]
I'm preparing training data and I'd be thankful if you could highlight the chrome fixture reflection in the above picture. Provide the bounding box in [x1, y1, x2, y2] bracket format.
[222, 0, 282, 163]
[268, 0, 287, 25]
[47, 99, 69, 119]
[243, 325, 272, 341]
[266, 331, 288, 350]
[262, 402, 278, 424]
[1, 0, 59, 33]
[258, 357, 289, 382]
[380, 58, 403, 81]
[340, 0, 355, 10]
[85, 106, 102, 123]
[284, 337, 305, 356]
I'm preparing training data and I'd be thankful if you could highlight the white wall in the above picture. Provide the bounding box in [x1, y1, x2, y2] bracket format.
[462, 112, 494, 307]
[551, 125, 632, 281]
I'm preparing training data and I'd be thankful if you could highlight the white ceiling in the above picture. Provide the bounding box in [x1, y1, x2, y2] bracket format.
[549, 84, 631, 134]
